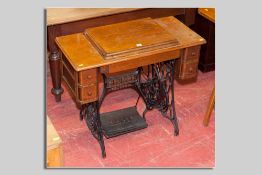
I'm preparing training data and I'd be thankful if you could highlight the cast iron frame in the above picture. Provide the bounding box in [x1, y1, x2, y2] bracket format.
[80, 59, 179, 158]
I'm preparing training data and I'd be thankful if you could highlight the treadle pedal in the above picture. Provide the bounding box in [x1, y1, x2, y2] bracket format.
[100, 106, 148, 138]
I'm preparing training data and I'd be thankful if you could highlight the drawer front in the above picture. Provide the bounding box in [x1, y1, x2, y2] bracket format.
[78, 85, 98, 102]
[180, 61, 199, 78]
[175, 46, 201, 81]
[78, 68, 97, 85]
[108, 50, 180, 73]
[183, 46, 200, 62]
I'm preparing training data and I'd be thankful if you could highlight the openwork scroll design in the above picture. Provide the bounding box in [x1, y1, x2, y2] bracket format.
[80, 102, 106, 158]
[99, 70, 140, 107]
[80, 59, 179, 158]
[136, 60, 179, 135]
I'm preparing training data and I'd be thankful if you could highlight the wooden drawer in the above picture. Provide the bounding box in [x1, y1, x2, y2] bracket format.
[78, 68, 97, 85]
[183, 46, 200, 62]
[62, 56, 98, 103]
[179, 61, 199, 79]
[175, 45, 201, 82]
[108, 50, 180, 73]
[78, 84, 98, 102]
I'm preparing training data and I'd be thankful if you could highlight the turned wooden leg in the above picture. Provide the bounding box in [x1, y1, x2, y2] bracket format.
[48, 25, 63, 102]
[203, 87, 215, 126]
[49, 51, 64, 102]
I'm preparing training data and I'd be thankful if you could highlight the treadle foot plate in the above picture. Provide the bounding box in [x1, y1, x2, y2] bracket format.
[100, 107, 148, 138]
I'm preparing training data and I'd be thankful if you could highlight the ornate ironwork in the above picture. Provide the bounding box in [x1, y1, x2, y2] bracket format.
[80, 59, 179, 158]
[135, 60, 179, 135]
[80, 102, 106, 158]
[98, 70, 140, 108]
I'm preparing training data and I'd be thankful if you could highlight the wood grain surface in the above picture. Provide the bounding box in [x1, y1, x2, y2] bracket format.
[85, 18, 179, 59]
[198, 8, 215, 23]
[55, 16, 206, 71]
[47, 8, 142, 26]
[46, 116, 63, 167]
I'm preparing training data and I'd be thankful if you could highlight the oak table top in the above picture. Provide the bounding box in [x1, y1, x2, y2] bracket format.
[84, 18, 180, 60]
[198, 8, 215, 23]
[55, 16, 206, 72]
[47, 8, 142, 26]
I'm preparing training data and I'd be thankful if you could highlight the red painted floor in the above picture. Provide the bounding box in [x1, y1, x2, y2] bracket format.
[47, 70, 215, 168]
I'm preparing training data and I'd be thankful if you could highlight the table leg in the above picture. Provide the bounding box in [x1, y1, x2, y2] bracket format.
[81, 102, 106, 158]
[49, 51, 64, 102]
[136, 60, 179, 135]
[48, 25, 64, 102]
[203, 87, 215, 126]
[170, 65, 179, 135]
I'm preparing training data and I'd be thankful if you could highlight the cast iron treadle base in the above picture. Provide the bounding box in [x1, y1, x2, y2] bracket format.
[100, 106, 148, 138]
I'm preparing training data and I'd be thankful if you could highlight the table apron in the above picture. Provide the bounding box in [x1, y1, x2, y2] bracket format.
[106, 50, 180, 74]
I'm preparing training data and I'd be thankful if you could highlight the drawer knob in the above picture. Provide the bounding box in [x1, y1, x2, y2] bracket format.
[88, 92, 92, 96]
[189, 67, 193, 72]
[191, 52, 196, 56]
[87, 75, 92, 79]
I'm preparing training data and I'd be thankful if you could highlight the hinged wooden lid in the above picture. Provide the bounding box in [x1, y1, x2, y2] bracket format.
[84, 18, 180, 59]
